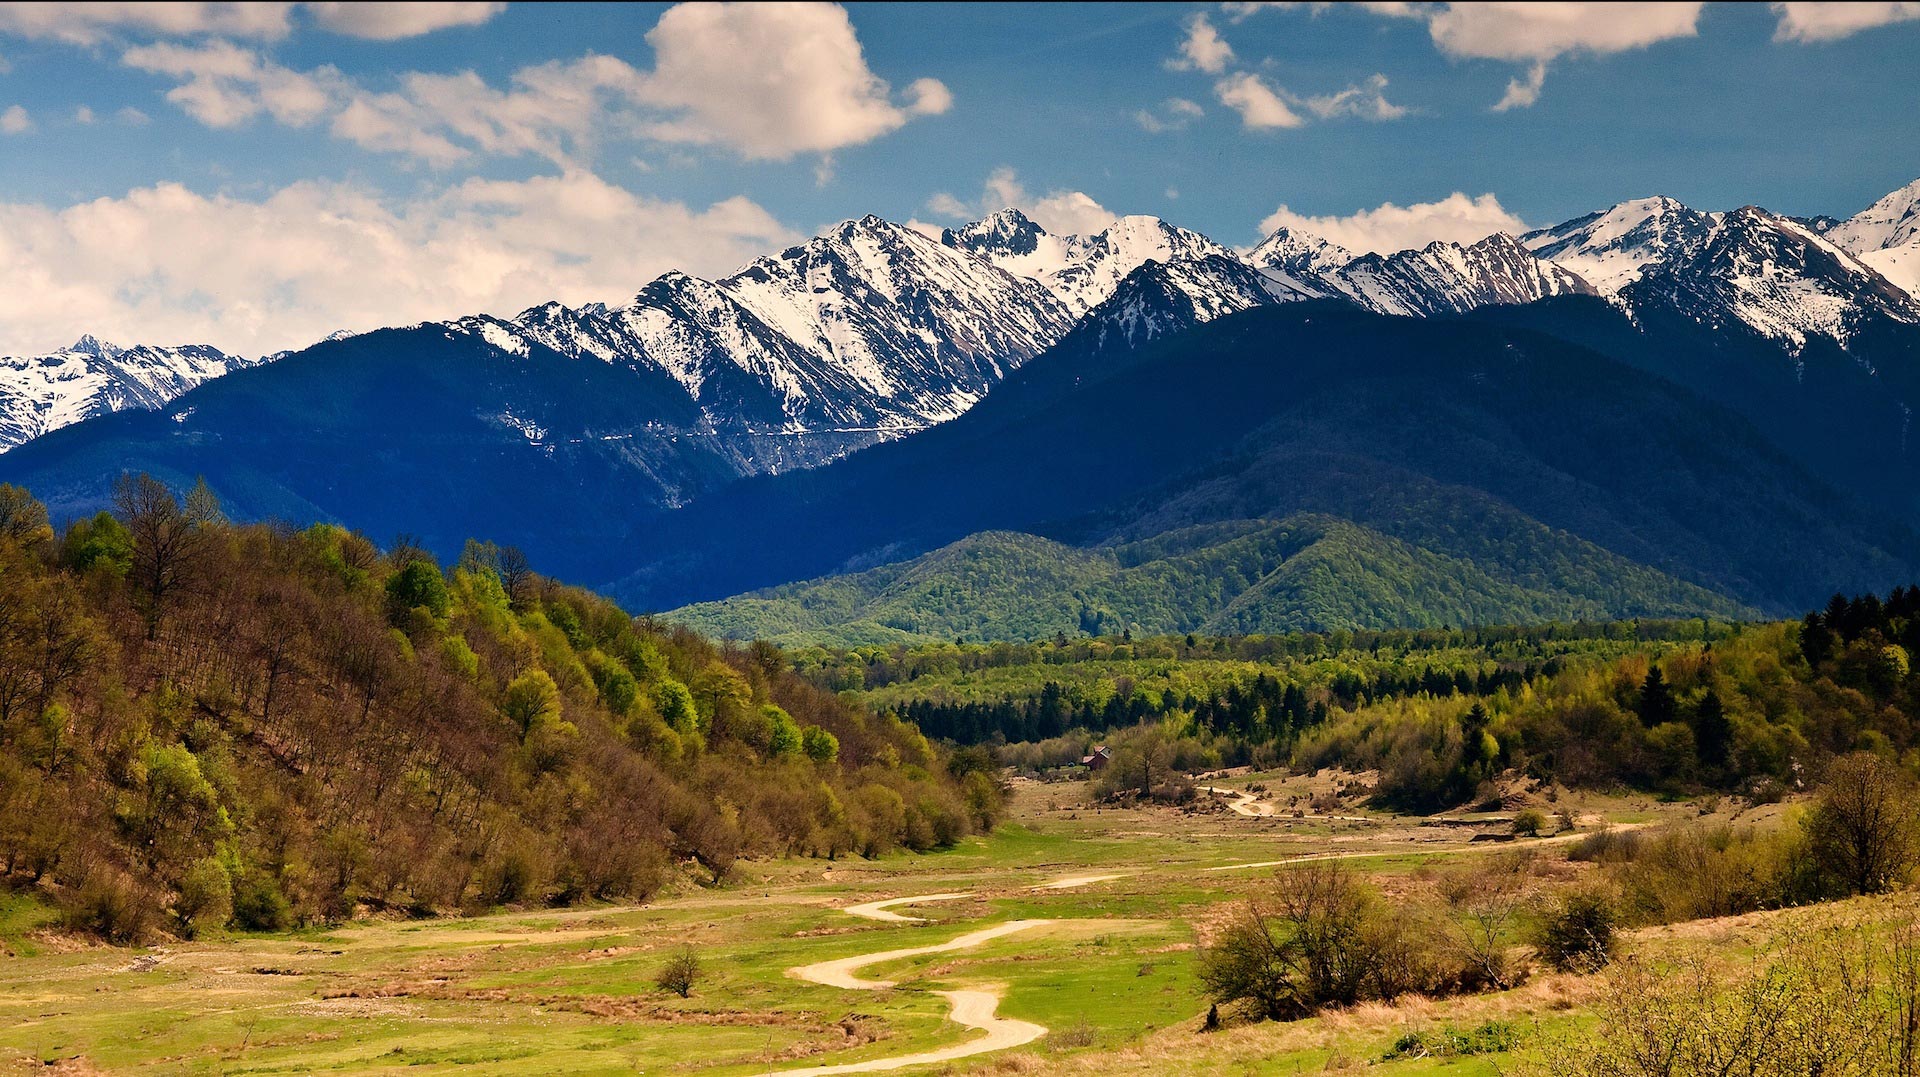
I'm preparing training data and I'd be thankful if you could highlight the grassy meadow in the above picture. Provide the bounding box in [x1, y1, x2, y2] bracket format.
[3, 771, 1868, 1076]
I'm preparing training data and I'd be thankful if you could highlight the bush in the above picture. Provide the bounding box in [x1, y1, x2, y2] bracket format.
[1804, 751, 1918, 896]
[1387, 1021, 1522, 1059]
[1534, 890, 1616, 973]
[1539, 916, 1920, 1076]
[1512, 808, 1547, 836]
[175, 857, 233, 937]
[64, 868, 157, 943]
[655, 944, 700, 998]
[232, 872, 293, 931]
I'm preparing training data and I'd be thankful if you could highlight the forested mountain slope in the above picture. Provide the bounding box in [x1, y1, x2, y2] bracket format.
[625, 299, 1916, 634]
[0, 481, 995, 940]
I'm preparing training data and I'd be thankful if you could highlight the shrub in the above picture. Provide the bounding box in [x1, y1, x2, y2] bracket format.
[232, 872, 293, 931]
[1804, 751, 1919, 896]
[655, 945, 700, 998]
[1534, 890, 1616, 973]
[1387, 1021, 1522, 1059]
[1513, 808, 1547, 836]
[64, 867, 157, 943]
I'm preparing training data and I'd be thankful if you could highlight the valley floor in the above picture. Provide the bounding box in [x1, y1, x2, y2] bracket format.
[0, 775, 1840, 1075]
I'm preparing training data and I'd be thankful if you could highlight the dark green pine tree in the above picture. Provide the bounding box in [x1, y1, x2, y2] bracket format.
[1637, 665, 1676, 727]
[1692, 688, 1731, 772]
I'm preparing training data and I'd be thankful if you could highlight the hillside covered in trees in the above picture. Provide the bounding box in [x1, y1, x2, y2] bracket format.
[0, 479, 999, 941]
[669, 517, 1752, 647]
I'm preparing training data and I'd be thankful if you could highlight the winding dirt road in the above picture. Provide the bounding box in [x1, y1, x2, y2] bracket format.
[840, 893, 971, 923]
[784, 920, 1054, 1075]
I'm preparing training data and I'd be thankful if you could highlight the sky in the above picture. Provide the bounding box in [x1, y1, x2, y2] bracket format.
[0, 0, 1917, 356]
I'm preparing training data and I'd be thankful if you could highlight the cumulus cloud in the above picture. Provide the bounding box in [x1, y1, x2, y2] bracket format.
[0, 172, 799, 357]
[1135, 96, 1204, 133]
[925, 167, 1117, 236]
[1167, 13, 1234, 73]
[1257, 192, 1528, 254]
[121, 4, 942, 166]
[1426, 2, 1702, 109]
[1214, 71, 1304, 129]
[1772, 2, 1920, 41]
[634, 2, 949, 160]
[0, 104, 28, 133]
[0, 1, 506, 43]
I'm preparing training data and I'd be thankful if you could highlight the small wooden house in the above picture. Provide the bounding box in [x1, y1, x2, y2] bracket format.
[1081, 746, 1112, 771]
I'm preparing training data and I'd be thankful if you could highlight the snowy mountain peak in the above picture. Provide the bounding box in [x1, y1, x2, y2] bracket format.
[1335, 231, 1595, 317]
[1827, 177, 1920, 298]
[1523, 195, 1720, 294]
[0, 338, 257, 452]
[69, 334, 122, 359]
[1246, 225, 1356, 280]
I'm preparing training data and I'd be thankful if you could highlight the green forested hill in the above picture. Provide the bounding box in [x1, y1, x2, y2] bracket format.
[0, 479, 996, 942]
[669, 513, 1754, 646]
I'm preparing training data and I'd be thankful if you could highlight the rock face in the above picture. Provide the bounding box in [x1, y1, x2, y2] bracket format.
[1330, 233, 1596, 317]
[0, 336, 259, 452]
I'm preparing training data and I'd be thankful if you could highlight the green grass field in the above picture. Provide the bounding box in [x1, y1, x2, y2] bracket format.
[0, 775, 1859, 1076]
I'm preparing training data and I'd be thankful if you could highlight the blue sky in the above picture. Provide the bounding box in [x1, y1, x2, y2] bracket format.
[0, 1, 1916, 355]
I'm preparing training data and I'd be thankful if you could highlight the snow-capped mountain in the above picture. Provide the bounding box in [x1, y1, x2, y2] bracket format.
[1243, 226, 1353, 296]
[0, 336, 259, 452]
[1079, 254, 1315, 351]
[1330, 233, 1594, 317]
[501, 215, 1074, 467]
[1522, 196, 1720, 294]
[941, 209, 1236, 316]
[1826, 178, 1920, 297]
[1524, 196, 1920, 347]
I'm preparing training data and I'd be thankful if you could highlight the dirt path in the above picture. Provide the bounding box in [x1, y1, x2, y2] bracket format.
[1204, 823, 1629, 872]
[840, 893, 971, 923]
[1201, 785, 1275, 817]
[1031, 874, 1126, 890]
[783, 920, 1053, 1075]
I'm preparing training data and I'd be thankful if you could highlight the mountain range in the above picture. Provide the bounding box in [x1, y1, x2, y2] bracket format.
[5, 178, 1920, 640]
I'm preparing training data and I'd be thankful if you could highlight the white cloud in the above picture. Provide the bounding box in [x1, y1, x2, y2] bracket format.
[1425, 2, 1703, 61]
[73, 105, 94, 124]
[634, 1, 949, 160]
[115, 105, 150, 125]
[925, 167, 1117, 236]
[1425, 2, 1702, 109]
[1167, 13, 1234, 73]
[1303, 73, 1408, 120]
[122, 40, 342, 128]
[1214, 71, 1304, 129]
[0, 104, 29, 134]
[1257, 192, 1527, 254]
[1492, 61, 1547, 111]
[0, 2, 297, 44]
[1135, 96, 1204, 133]
[331, 55, 643, 167]
[0, 172, 800, 357]
[304, 2, 505, 40]
[1239, 2, 1702, 110]
[122, 4, 943, 166]
[0, 1, 505, 44]
[1772, 2, 1920, 41]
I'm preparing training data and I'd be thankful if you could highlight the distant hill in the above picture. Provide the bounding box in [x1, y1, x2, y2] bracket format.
[669, 516, 1755, 646]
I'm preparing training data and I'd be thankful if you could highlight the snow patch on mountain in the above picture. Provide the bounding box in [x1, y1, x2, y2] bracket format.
[0, 337, 259, 452]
